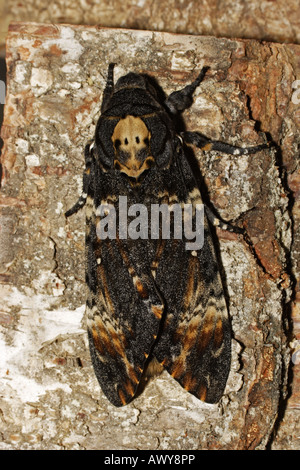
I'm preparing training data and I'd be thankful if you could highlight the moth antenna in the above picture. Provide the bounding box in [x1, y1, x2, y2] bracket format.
[164, 66, 209, 114]
[187, 65, 210, 94]
[101, 63, 115, 113]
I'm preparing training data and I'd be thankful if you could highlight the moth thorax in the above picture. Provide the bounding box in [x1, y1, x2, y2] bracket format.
[112, 115, 154, 179]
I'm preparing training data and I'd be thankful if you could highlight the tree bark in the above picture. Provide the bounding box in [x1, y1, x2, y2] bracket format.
[3, 0, 300, 47]
[0, 22, 299, 450]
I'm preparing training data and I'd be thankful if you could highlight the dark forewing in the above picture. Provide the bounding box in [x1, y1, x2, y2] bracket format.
[85, 186, 164, 407]
[86, 141, 231, 405]
[152, 144, 231, 403]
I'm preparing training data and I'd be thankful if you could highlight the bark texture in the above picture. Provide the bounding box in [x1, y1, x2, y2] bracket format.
[3, 0, 300, 46]
[0, 23, 299, 450]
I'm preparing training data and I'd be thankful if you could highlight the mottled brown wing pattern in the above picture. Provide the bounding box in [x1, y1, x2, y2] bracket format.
[84, 135, 231, 406]
[85, 194, 165, 406]
[151, 173, 231, 404]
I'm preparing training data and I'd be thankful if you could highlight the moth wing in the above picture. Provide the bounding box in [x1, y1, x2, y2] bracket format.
[152, 148, 231, 403]
[86, 209, 164, 406]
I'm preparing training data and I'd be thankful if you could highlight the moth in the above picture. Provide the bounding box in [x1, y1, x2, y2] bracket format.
[66, 64, 270, 407]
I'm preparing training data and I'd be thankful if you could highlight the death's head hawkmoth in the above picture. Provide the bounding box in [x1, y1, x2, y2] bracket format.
[66, 64, 271, 407]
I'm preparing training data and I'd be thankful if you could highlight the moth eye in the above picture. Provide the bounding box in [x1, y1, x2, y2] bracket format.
[144, 137, 149, 146]
[135, 136, 140, 144]
[114, 139, 121, 149]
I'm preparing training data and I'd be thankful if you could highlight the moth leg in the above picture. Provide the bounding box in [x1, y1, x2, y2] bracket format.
[65, 142, 93, 217]
[164, 66, 209, 114]
[182, 131, 272, 155]
[205, 205, 244, 235]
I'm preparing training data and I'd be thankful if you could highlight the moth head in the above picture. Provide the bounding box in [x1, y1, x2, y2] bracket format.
[114, 72, 148, 92]
[112, 115, 155, 181]
[95, 71, 175, 173]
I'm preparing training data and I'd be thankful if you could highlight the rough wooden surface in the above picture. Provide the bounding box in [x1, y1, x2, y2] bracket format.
[3, 0, 300, 46]
[0, 22, 299, 450]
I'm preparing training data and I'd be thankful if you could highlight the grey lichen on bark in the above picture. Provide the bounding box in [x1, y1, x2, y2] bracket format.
[0, 23, 298, 450]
